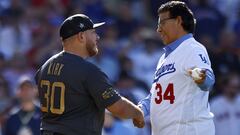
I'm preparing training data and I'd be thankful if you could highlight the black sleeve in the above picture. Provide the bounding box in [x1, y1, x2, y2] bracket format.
[85, 65, 121, 109]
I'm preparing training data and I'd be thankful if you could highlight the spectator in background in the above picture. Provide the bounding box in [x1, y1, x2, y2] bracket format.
[88, 46, 120, 82]
[0, 75, 10, 135]
[3, 76, 40, 135]
[210, 72, 240, 135]
[0, 53, 6, 74]
[3, 53, 35, 96]
[26, 15, 62, 69]
[0, 0, 31, 60]
[0, 75, 10, 113]
[120, 26, 146, 57]
[81, 0, 106, 22]
[115, 1, 140, 39]
[118, 56, 149, 91]
[210, 0, 240, 29]
[213, 30, 240, 76]
[233, 12, 240, 48]
[192, 0, 225, 43]
[115, 73, 148, 104]
[100, 24, 121, 57]
[128, 37, 163, 87]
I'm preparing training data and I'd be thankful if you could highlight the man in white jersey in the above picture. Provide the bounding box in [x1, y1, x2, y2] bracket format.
[133, 1, 215, 135]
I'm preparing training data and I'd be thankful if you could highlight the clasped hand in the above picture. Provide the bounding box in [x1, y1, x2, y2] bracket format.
[132, 109, 145, 128]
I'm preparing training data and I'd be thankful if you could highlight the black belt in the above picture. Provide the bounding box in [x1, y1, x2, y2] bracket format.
[41, 130, 65, 135]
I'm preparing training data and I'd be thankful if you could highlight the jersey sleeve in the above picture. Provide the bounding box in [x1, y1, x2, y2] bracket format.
[183, 45, 215, 90]
[85, 65, 121, 109]
[138, 93, 151, 117]
[183, 46, 212, 72]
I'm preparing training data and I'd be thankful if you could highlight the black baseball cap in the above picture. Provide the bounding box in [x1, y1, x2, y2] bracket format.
[60, 14, 105, 40]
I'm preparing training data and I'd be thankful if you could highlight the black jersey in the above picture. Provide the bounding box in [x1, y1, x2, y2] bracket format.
[35, 51, 121, 135]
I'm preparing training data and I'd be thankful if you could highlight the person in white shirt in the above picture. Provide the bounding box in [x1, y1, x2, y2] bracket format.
[210, 72, 240, 135]
[134, 1, 215, 135]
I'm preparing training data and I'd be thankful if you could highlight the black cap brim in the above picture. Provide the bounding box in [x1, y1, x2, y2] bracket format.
[93, 22, 105, 28]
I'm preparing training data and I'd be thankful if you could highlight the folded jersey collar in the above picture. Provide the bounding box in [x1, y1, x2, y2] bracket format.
[163, 33, 193, 58]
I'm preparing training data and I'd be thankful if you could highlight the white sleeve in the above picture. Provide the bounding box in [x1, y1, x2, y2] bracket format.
[183, 45, 212, 72]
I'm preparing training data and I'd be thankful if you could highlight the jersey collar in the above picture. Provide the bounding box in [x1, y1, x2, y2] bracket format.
[163, 33, 193, 58]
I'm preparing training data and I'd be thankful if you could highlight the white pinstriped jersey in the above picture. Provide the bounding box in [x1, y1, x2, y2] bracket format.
[150, 37, 215, 135]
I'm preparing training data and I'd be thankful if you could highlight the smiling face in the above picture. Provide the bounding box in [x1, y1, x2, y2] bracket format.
[157, 11, 180, 45]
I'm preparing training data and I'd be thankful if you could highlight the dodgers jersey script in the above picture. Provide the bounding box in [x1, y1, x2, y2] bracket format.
[150, 36, 215, 135]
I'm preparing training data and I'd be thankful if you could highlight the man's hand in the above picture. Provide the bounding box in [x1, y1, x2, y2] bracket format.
[132, 109, 145, 128]
[188, 68, 206, 84]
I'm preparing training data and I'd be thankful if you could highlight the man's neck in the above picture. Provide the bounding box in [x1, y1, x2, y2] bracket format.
[176, 31, 188, 40]
[63, 46, 88, 59]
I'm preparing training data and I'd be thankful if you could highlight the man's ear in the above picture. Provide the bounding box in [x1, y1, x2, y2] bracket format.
[77, 32, 85, 42]
[176, 16, 183, 26]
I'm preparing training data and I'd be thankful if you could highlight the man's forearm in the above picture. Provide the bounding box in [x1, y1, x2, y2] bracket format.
[107, 97, 143, 119]
[198, 69, 215, 91]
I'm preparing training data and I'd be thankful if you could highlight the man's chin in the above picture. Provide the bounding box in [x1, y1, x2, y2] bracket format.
[89, 49, 98, 57]
[162, 40, 170, 45]
[160, 38, 167, 45]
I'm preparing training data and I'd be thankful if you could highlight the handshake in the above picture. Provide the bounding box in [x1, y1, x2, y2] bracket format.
[132, 106, 145, 128]
[107, 97, 145, 128]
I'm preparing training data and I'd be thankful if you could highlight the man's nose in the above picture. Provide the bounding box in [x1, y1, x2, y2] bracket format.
[157, 26, 161, 33]
[97, 34, 100, 40]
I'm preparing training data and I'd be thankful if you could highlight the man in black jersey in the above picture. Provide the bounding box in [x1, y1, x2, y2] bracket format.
[35, 14, 144, 135]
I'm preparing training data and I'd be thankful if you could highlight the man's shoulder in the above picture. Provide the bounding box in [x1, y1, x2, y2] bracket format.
[43, 52, 98, 69]
[182, 38, 207, 52]
[41, 52, 63, 66]
[184, 37, 204, 47]
[6, 107, 21, 122]
[76, 60, 101, 75]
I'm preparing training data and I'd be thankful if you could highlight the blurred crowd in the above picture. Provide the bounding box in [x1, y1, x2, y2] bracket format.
[0, 0, 240, 135]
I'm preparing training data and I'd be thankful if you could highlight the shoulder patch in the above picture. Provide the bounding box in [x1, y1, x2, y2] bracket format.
[102, 88, 118, 100]
[198, 54, 209, 65]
